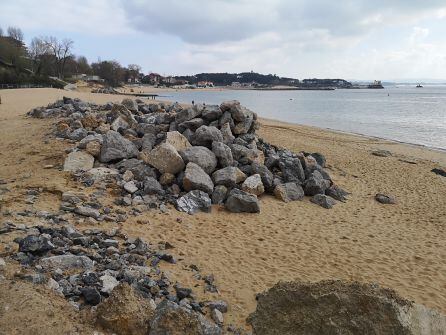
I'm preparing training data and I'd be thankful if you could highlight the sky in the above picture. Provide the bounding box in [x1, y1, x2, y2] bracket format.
[1, 0, 446, 80]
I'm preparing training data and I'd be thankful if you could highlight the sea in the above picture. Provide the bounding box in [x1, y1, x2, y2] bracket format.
[157, 86, 446, 151]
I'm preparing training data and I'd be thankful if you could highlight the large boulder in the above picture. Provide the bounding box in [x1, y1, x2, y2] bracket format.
[18, 235, 54, 254]
[220, 122, 235, 144]
[179, 146, 217, 175]
[225, 189, 260, 213]
[96, 284, 155, 335]
[142, 143, 185, 174]
[211, 185, 228, 204]
[248, 280, 446, 335]
[212, 167, 246, 187]
[183, 163, 214, 194]
[304, 170, 329, 196]
[175, 105, 203, 124]
[99, 130, 139, 163]
[192, 125, 223, 148]
[274, 183, 304, 202]
[40, 255, 94, 271]
[121, 98, 138, 112]
[201, 105, 222, 121]
[241, 174, 264, 196]
[279, 157, 305, 183]
[212, 141, 233, 167]
[63, 151, 95, 172]
[165, 131, 192, 152]
[149, 300, 221, 335]
[310, 194, 336, 209]
[251, 163, 274, 191]
[177, 190, 212, 215]
[220, 101, 254, 134]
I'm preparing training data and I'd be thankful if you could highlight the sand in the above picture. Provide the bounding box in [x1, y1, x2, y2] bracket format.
[0, 88, 445, 333]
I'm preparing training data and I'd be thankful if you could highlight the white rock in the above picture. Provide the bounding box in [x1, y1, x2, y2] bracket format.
[63, 151, 94, 172]
[124, 181, 138, 194]
[165, 131, 192, 151]
[100, 274, 119, 294]
[211, 308, 224, 325]
[242, 174, 265, 196]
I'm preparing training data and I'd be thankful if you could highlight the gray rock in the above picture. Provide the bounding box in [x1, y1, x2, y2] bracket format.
[311, 152, 326, 167]
[18, 235, 55, 254]
[74, 206, 101, 219]
[207, 300, 228, 313]
[63, 151, 95, 172]
[326, 185, 349, 202]
[211, 185, 228, 205]
[77, 134, 103, 149]
[178, 118, 204, 132]
[81, 287, 101, 305]
[251, 163, 274, 191]
[202, 105, 222, 121]
[68, 128, 88, 141]
[372, 149, 392, 157]
[310, 194, 336, 209]
[121, 98, 138, 112]
[225, 189, 260, 213]
[40, 255, 94, 270]
[142, 133, 156, 151]
[144, 177, 163, 195]
[274, 183, 304, 202]
[165, 131, 191, 152]
[375, 193, 396, 204]
[211, 308, 224, 326]
[149, 300, 221, 335]
[124, 181, 138, 194]
[241, 174, 264, 196]
[212, 167, 246, 187]
[111, 116, 129, 131]
[279, 157, 305, 183]
[175, 106, 203, 124]
[212, 141, 233, 167]
[177, 190, 212, 215]
[183, 162, 214, 194]
[304, 170, 329, 196]
[99, 130, 139, 163]
[193, 125, 223, 148]
[180, 146, 217, 175]
[220, 122, 235, 144]
[143, 143, 185, 174]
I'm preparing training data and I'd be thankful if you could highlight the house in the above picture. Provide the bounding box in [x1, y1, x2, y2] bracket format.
[197, 81, 214, 88]
[148, 73, 163, 85]
[231, 81, 241, 87]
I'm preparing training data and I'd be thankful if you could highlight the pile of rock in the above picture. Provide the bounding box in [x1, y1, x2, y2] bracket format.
[91, 87, 118, 94]
[29, 97, 346, 213]
[10, 225, 226, 333]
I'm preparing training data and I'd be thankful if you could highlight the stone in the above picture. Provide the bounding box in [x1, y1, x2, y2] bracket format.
[241, 174, 264, 196]
[326, 185, 349, 202]
[175, 285, 192, 300]
[121, 98, 138, 112]
[311, 152, 326, 167]
[18, 235, 55, 254]
[431, 168, 446, 177]
[124, 181, 138, 194]
[279, 157, 305, 183]
[212, 141, 233, 167]
[96, 284, 155, 335]
[149, 300, 221, 335]
[142, 133, 156, 151]
[230, 144, 262, 165]
[251, 163, 274, 191]
[78, 134, 103, 149]
[40, 255, 94, 271]
[143, 143, 185, 174]
[207, 300, 228, 313]
[310, 194, 336, 209]
[212, 167, 246, 187]
[178, 118, 204, 132]
[159, 173, 175, 186]
[81, 115, 100, 130]
[372, 149, 392, 157]
[74, 206, 101, 219]
[85, 141, 101, 157]
[211, 185, 228, 205]
[63, 151, 94, 172]
[144, 177, 163, 195]
[69, 128, 88, 141]
[0, 257, 5, 269]
[100, 274, 119, 294]
[81, 287, 101, 305]
[202, 105, 222, 121]
[220, 122, 235, 144]
[86, 167, 119, 181]
[179, 146, 218, 175]
[183, 163, 214, 194]
[122, 170, 134, 182]
[274, 183, 304, 202]
[177, 190, 212, 215]
[225, 189, 260, 213]
[175, 106, 203, 124]
[111, 116, 130, 132]
[165, 131, 192, 151]
[47, 278, 60, 292]
[211, 309, 224, 326]
[192, 125, 223, 147]
[304, 170, 328, 196]
[375, 193, 396, 204]
[99, 130, 139, 163]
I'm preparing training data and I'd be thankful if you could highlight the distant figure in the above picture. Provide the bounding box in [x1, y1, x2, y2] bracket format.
[192, 100, 195, 105]
[388, 93, 390, 96]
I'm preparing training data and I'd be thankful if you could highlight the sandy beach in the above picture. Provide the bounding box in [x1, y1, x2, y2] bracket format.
[0, 88, 445, 333]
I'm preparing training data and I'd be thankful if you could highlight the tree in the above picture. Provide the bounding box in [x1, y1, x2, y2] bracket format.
[0, 27, 3, 37]
[91, 60, 125, 87]
[7, 26, 24, 42]
[76, 55, 92, 75]
[43, 36, 74, 79]
[126, 63, 142, 83]
[29, 37, 49, 75]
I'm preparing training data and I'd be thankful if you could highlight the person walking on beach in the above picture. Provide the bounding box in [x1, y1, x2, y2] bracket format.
[192, 100, 194, 105]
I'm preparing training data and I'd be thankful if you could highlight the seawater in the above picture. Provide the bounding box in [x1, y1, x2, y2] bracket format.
[157, 86, 446, 150]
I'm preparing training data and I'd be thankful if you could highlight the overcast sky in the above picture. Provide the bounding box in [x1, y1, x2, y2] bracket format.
[1, 0, 446, 80]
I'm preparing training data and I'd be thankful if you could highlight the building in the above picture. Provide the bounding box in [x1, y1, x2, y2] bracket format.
[148, 73, 163, 85]
[72, 74, 103, 82]
[197, 81, 214, 88]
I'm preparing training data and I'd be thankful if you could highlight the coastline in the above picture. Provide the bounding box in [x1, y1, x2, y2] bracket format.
[0, 88, 445, 331]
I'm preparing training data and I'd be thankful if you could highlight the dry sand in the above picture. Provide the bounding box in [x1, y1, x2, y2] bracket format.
[0, 88, 445, 333]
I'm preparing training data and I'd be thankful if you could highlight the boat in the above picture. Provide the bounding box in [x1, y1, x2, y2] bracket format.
[416, 84, 423, 88]
[367, 80, 384, 89]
